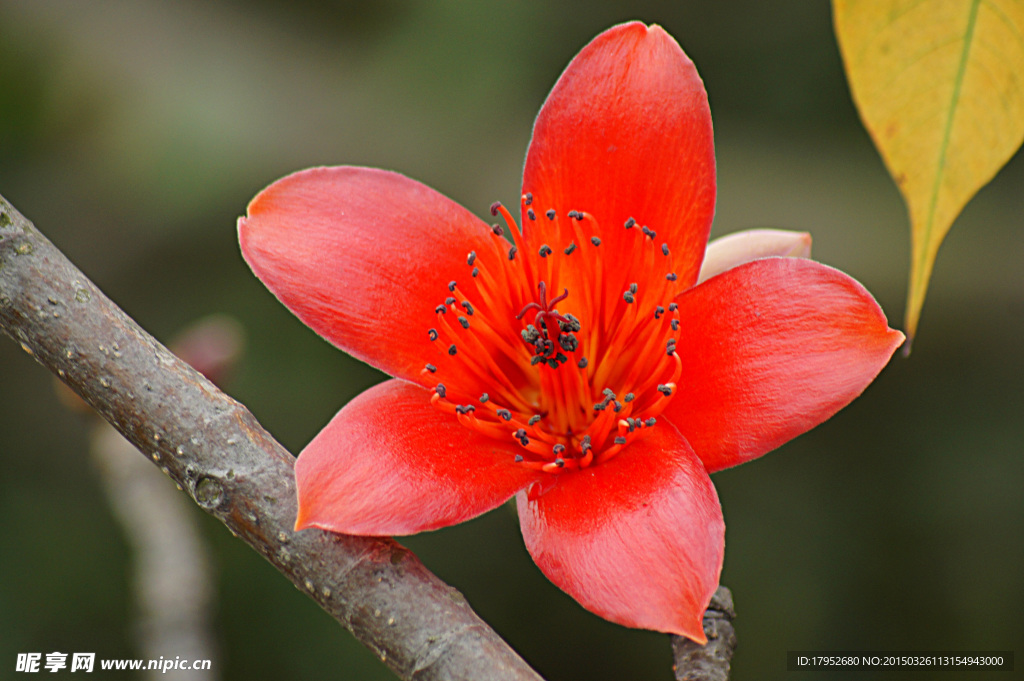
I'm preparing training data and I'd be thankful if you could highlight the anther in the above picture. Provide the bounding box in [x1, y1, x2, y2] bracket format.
[435, 305, 446, 314]
[496, 408, 511, 421]
[467, 251, 477, 266]
[445, 296, 456, 306]
[458, 316, 470, 329]
[435, 384, 447, 398]
[564, 242, 577, 255]
[508, 246, 517, 260]
[645, 417, 657, 427]
[590, 236, 601, 246]
[455, 404, 475, 414]
[577, 357, 588, 369]
[461, 301, 474, 315]
[661, 244, 670, 256]
[492, 223, 504, 236]
[669, 302, 678, 312]
[629, 283, 638, 294]
[448, 280, 457, 292]
[524, 193, 533, 206]
[527, 208, 536, 221]
[553, 444, 566, 455]
[623, 291, 634, 304]
[666, 273, 678, 281]
[642, 226, 657, 239]
[472, 267, 479, 278]
[614, 436, 627, 445]
[567, 210, 579, 220]
[489, 201, 502, 216]
[546, 209, 556, 220]
[624, 217, 636, 229]
[428, 329, 438, 341]
[515, 454, 524, 463]
[425, 363, 437, 373]
[654, 305, 664, 320]
[671, 319, 680, 331]
[480, 393, 489, 403]
[539, 245, 552, 258]
[624, 392, 635, 402]
[657, 384, 673, 396]
[448, 344, 458, 356]
[528, 415, 541, 426]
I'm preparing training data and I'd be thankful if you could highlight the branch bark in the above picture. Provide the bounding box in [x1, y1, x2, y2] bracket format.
[0, 193, 543, 681]
[671, 587, 737, 681]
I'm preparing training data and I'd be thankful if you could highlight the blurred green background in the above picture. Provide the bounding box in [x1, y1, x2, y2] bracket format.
[2, 1, 1021, 679]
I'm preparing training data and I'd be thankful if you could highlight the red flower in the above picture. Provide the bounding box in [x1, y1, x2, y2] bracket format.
[239, 22, 904, 642]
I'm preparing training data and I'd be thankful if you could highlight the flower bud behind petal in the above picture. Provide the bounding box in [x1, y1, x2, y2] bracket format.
[698, 229, 812, 284]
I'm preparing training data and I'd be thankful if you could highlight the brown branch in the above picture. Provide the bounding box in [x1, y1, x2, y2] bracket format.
[671, 587, 737, 681]
[1, 192, 736, 680]
[0, 193, 543, 681]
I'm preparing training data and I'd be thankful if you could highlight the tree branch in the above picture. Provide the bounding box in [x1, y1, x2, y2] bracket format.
[0, 193, 544, 681]
[2, 193, 736, 680]
[671, 587, 737, 681]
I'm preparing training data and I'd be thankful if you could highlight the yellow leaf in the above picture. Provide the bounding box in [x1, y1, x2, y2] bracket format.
[834, 0, 1024, 344]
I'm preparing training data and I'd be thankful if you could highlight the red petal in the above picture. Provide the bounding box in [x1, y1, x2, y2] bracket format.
[522, 22, 715, 287]
[295, 379, 542, 536]
[239, 166, 501, 385]
[517, 423, 724, 641]
[664, 258, 905, 473]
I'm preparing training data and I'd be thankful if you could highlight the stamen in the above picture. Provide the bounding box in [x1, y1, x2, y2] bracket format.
[430, 197, 685, 475]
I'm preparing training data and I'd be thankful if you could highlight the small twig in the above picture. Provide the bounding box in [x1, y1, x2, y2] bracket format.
[91, 424, 221, 680]
[0, 194, 543, 681]
[671, 587, 737, 681]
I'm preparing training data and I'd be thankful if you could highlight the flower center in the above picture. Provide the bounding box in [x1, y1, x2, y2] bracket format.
[422, 193, 683, 473]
